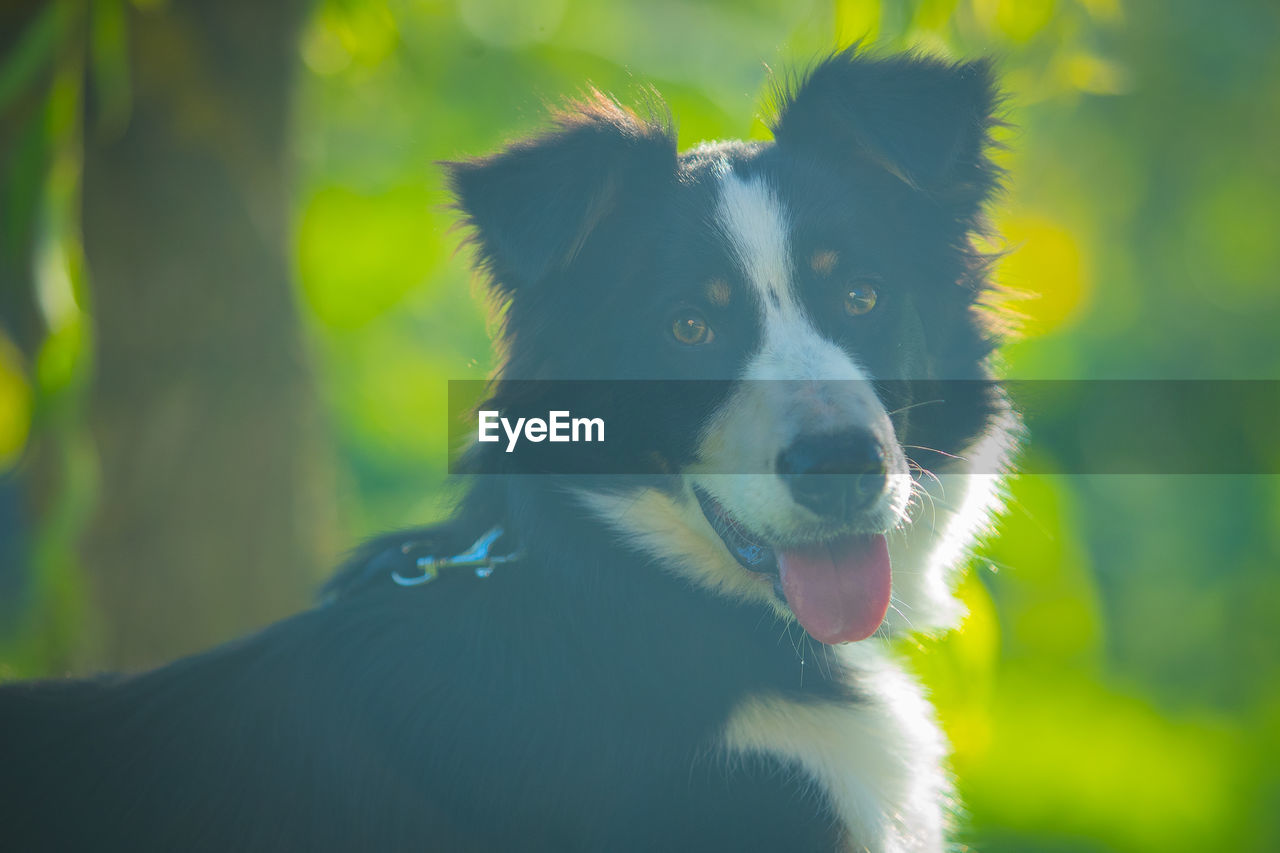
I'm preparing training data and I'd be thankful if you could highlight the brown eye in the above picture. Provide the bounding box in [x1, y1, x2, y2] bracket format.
[671, 312, 715, 345]
[843, 282, 879, 317]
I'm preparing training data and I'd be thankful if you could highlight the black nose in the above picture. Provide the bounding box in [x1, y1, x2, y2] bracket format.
[777, 430, 889, 520]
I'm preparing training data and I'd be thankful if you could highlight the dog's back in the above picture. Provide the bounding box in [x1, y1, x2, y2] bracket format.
[2, 512, 853, 851]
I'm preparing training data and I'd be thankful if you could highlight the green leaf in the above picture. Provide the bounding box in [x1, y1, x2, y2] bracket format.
[0, 3, 64, 116]
[89, 0, 132, 137]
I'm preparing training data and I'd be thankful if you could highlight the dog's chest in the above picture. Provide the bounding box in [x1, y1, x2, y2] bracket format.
[718, 653, 949, 853]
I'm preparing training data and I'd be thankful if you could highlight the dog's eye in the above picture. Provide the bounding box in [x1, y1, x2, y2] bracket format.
[671, 312, 715, 346]
[843, 281, 879, 317]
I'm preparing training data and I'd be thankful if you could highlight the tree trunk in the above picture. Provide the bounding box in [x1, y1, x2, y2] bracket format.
[79, 0, 332, 670]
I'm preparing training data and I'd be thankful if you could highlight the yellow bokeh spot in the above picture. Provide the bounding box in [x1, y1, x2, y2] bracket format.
[301, 0, 399, 77]
[972, 0, 1056, 42]
[297, 185, 446, 330]
[1061, 51, 1133, 95]
[0, 335, 32, 470]
[835, 0, 881, 43]
[898, 571, 1001, 766]
[996, 213, 1091, 335]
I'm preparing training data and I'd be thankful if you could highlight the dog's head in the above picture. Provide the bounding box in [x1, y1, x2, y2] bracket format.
[447, 50, 1012, 643]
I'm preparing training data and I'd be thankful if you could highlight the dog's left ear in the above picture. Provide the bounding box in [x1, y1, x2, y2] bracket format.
[771, 49, 1002, 218]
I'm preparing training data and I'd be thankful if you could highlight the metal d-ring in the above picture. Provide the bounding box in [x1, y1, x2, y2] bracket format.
[390, 526, 513, 586]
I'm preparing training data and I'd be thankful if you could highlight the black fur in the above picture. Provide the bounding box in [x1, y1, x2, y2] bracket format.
[1, 49, 1006, 851]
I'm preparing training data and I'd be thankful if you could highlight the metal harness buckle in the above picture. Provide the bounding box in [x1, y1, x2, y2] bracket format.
[390, 526, 522, 587]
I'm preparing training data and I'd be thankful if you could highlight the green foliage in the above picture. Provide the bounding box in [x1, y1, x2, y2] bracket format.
[0, 0, 99, 676]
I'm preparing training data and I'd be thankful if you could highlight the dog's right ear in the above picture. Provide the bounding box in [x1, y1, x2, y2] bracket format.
[444, 91, 677, 292]
[770, 49, 1002, 220]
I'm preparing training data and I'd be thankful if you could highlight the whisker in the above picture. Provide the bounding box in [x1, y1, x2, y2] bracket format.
[885, 399, 945, 417]
[888, 600, 915, 632]
[903, 444, 968, 462]
[907, 458, 946, 497]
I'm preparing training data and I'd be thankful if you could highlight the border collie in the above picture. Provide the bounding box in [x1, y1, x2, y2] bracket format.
[0, 49, 1012, 851]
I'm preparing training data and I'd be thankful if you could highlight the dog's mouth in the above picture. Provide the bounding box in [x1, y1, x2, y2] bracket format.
[694, 487, 892, 644]
[694, 488, 780, 577]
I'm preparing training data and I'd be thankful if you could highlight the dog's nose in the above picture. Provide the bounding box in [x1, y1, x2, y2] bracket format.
[777, 430, 888, 520]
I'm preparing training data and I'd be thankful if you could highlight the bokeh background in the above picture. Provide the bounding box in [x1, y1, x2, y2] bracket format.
[2, 1, 1278, 850]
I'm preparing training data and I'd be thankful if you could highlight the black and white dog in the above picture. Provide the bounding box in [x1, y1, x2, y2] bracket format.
[0, 49, 1012, 851]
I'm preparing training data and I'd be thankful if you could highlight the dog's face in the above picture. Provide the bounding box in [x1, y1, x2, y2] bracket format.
[449, 51, 1010, 643]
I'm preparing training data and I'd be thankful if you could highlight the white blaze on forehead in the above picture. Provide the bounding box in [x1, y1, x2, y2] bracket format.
[713, 166, 867, 384]
[714, 168, 795, 318]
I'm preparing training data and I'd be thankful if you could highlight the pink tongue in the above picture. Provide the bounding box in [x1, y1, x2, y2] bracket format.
[777, 534, 891, 644]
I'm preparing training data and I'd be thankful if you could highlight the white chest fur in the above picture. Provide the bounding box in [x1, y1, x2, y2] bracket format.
[719, 646, 950, 853]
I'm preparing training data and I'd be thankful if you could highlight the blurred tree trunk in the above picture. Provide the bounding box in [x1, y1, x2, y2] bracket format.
[79, 0, 333, 669]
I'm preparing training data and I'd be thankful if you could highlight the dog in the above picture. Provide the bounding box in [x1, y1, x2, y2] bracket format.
[0, 48, 1012, 851]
